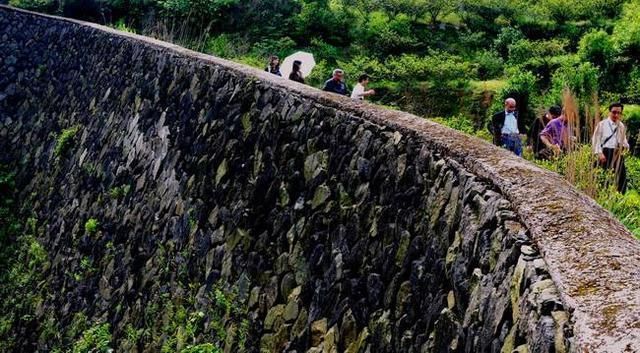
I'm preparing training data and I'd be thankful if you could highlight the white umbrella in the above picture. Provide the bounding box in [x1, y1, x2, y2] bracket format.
[281, 51, 316, 78]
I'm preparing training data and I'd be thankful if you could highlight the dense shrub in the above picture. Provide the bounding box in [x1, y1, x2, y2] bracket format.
[611, 0, 640, 58]
[8, 0, 54, 11]
[292, 0, 354, 46]
[543, 59, 599, 109]
[598, 187, 640, 238]
[508, 38, 568, 65]
[475, 50, 504, 80]
[431, 114, 475, 135]
[385, 52, 475, 85]
[252, 37, 297, 59]
[622, 105, 640, 154]
[355, 11, 418, 55]
[626, 155, 640, 188]
[308, 38, 342, 63]
[72, 323, 112, 353]
[203, 34, 236, 58]
[336, 55, 388, 83]
[626, 68, 640, 103]
[156, 0, 240, 29]
[493, 26, 524, 58]
[304, 59, 331, 88]
[578, 30, 615, 69]
[463, 80, 506, 128]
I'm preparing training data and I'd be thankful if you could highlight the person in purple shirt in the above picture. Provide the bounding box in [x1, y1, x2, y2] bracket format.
[539, 112, 569, 159]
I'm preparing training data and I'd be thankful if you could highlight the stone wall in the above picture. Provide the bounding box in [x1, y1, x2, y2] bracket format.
[1, 6, 639, 353]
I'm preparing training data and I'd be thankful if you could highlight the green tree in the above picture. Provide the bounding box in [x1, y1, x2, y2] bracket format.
[612, 0, 640, 59]
[8, 0, 54, 12]
[358, 11, 417, 55]
[536, 0, 577, 24]
[544, 60, 599, 109]
[156, 0, 241, 34]
[399, 0, 456, 25]
[578, 30, 615, 70]
[627, 69, 640, 103]
[293, 0, 354, 45]
[493, 27, 524, 59]
[507, 38, 568, 88]
[507, 38, 567, 65]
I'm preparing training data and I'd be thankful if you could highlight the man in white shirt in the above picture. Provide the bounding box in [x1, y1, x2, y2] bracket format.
[592, 102, 630, 193]
[350, 74, 375, 100]
[489, 98, 527, 156]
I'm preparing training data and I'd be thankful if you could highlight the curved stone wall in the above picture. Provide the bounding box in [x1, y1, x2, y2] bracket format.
[1, 6, 639, 353]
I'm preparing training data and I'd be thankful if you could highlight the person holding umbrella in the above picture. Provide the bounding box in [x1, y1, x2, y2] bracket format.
[282, 51, 316, 84]
[289, 60, 305, 84]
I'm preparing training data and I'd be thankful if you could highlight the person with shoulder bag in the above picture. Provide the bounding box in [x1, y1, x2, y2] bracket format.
[592, 102, 630, 193]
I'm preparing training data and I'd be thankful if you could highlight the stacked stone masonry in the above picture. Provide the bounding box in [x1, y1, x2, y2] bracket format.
[1, 6, 639, 353]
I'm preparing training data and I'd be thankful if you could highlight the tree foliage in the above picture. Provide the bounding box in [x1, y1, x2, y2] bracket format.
[578, 30, 615, 69]
[612, 0, 640, 57]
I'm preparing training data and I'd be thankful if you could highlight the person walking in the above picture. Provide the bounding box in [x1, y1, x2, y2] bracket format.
[288, 60, 305, 84]
[489, 98, 527, 156]
[265, 55, 282, 76]
[592, 102, 630, 193]
[350, 74, 375, 100]
[529, 106, 561, 159]
[322, 69, 349, 96]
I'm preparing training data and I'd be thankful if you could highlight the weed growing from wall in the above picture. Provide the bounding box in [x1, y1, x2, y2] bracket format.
[0, 215, 50, 351]
[129, 282, 249, 352]
[0, 166, 18, 244]
[108, 184, 131, 199]
[71, 323, 112, 353]
[84, 218, 99, 235]
[54, 125, 80, 158]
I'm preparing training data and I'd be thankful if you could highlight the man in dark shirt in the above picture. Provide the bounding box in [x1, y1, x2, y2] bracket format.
[488, 98, 528, 156]
[323, 69, 349, 95]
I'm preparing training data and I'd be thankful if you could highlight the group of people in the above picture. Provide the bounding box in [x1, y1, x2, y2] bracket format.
[266, 55, 304, 83]
[268, 55, 629, 192]
[265, 56, 374, 101]
[321, 69, 375, 100]
[490, 98, 629, 192]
